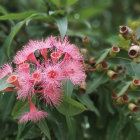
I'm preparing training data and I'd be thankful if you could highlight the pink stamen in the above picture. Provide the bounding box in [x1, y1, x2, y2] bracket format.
[32, 72, 41, 82]
[19, 63, 30, 72]
[48, 70, 57, 79]
[51, 52, 62, 63]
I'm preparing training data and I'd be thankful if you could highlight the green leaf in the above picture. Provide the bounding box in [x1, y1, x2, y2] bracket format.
[37, 119, 51, 140]
[0, 92, 16, 121]
[67, 0, 78, 6]
[96, 49, 110, 64]
[79, 2, 111, 19]
[86, 72, 109, 94]
[51, 0, 78, 7]
[56, 94, 87, 116]
[16, 122, 33, 140]
[12, 97, 36, 119]
[130, 62, 140, 79]
[56, 17, 67, 40]
[65, 115, 76, 139]
[0, 5, 7, 14]
[63, 79, 74, 97]
[106, 35, 120, 46]
[47, 109, 67, 140]
[108, 115, 127, 140]
[0, 5, 15, 26]
[2, 13, 46, 58]
[76, 94, 100, 116]
[16, 123, 26, 140]
[116, 82, 131, 97]
[0, 10, 38, 20]
[51, 0, 61, 7]
[0, 76, 13, 91]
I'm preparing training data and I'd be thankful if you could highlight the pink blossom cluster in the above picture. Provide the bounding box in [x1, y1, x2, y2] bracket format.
[0, 36, 86, 123]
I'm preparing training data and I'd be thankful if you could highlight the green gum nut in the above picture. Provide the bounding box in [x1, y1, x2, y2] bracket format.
[130, 79, 140, 90]
[107, 70, 118, 80]
[128, 103, 139, 113]
[128, 45, 140, 58]
[109, 46, 120, 57]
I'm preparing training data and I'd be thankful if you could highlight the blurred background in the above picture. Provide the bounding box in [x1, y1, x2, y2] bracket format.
[0, 0, 140, 140]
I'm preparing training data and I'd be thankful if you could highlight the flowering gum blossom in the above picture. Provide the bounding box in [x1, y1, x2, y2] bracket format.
[19, 63, 30, 72]
[51, 52, 62, 63]
[32, 72, 42, 82]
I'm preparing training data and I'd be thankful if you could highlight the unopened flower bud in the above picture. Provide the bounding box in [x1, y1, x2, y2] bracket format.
[107, 70, 118, 80]
[122, 95, 129, 103]
[128, 45, 140, 58]
[7, 75, 21, 88]
[116, 95, 128, 104]
[109, 46, 120, 57]
[101, 62, 108, 70]
[128, 103, 139, 113]
[130, 79, 140, 90]
[79, 81, 87, 93]
[96, 62, 108, 71]
[120, 26, 133, 39]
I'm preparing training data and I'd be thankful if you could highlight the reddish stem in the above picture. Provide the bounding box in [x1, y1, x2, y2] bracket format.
[122, 90, 131, 95]
[101, 56, 110, 63]
[86, 68, 96, 72]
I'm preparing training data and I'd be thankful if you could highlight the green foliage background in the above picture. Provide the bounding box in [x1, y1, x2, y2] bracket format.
[0, 0, 140, 140]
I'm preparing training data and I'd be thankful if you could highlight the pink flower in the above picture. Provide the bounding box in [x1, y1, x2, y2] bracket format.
[1, 35, 87, 123]
[41, 85, 62, 106]
[50, 51, 63, 64]
[31, 72, 42, 84]
[0, 63, 13, 80]
[55, 37, 83, 61]
[19, 98, 47, 123]
[17, 72, 34, 99]
[18, 63, 30, 73]
[14, 39, 54, 65]
[64, 60, 86, 85]
[43, 62, 65, 87]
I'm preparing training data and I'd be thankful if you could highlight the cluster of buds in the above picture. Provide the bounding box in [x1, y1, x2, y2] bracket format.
[0, 36, 86, 123]
[111, 78, 140, 113]
[120, 25, 140, 58]
[84, 45, 120, 80]
[111, 91, 139, 113]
